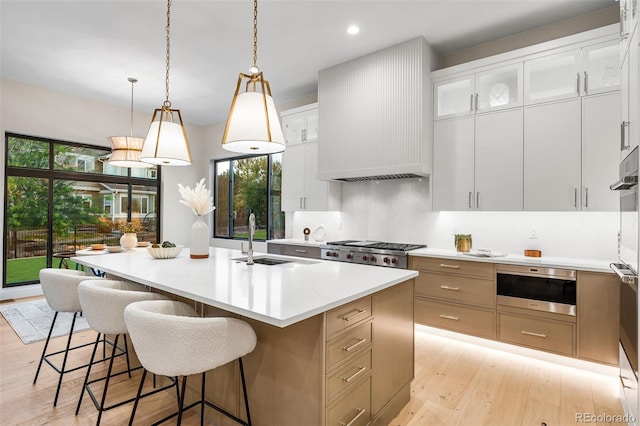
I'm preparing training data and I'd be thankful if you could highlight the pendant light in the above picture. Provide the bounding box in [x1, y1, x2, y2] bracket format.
[221, 0, 285, 154]
[107, 78, 152, 169]
[140, 0, 192, 166]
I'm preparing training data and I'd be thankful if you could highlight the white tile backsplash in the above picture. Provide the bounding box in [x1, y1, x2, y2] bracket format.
[289, 179, 618, 262]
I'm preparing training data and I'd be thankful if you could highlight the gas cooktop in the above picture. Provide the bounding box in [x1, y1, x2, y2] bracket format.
[324, 240, 426, 252]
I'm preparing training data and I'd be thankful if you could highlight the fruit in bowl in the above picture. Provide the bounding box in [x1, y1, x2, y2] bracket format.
[147, 242, 183, 259]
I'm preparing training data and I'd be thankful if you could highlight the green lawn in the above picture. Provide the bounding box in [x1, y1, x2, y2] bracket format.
[5, 256, 84, 284]
[234, 230, 267, 240]
[6, 256, 47, 283]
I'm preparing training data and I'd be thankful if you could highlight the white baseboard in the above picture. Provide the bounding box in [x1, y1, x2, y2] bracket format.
[0, 284, 43, 301]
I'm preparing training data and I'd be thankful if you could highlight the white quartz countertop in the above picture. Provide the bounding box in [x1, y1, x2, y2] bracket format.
[72, 247, 417, 328]
[409, 248, 615, 274]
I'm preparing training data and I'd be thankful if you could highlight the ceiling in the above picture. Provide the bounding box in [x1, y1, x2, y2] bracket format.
[1, 0, 616, 126]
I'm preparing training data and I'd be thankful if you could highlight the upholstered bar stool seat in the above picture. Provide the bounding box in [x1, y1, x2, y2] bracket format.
[76, 279, 170, 425]
[34, 268, 99, 406]
[124, 300, 257, 426]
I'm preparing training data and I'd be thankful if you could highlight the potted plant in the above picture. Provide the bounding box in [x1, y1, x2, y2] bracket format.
[454, 234, 472, 252]
[119, 220, 142, 249]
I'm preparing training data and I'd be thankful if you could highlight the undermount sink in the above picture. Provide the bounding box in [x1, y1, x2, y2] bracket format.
[234, 256, 294, 266]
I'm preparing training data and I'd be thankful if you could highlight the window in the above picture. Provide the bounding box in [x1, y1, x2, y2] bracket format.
[4, 133, 161, 288]
[214, 153, 284, 241]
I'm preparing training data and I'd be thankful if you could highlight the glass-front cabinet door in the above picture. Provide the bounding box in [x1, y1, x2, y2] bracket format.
[582, 39, 620, 95]
[434, 75, 474, 119]
[524, 49, 582, 104]
[475, 63, 523, 112]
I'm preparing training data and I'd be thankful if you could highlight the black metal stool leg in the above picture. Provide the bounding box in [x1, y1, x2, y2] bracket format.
[96, 334, 121, 426]
[124, 334, 132, 378]
[33, 311, 58, 384]
[177, 376, 188, 425]
[200, 372, 206, 426]
[52, 312, 78, 406]
[239, 358, 252, 426]
[76, 333, 102, 415]
[128, 368, 147, 426]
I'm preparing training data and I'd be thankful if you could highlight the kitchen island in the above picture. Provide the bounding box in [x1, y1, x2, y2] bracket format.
[73, 247, 417, 426]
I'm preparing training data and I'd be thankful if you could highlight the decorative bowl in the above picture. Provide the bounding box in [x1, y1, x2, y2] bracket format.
[90, 243, 106, 250]
[147, 245, 183, 259]
[106, 245, 123, 253]
[137, 241, 151, 248]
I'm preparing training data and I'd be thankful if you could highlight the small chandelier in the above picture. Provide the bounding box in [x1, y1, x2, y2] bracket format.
[140, 0, 192, 166]
[221, 0, 285, 154]
[107, 78, 152, 169]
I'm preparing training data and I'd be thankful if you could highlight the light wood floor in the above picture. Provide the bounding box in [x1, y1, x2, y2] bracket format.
[1, 297, 626, 425]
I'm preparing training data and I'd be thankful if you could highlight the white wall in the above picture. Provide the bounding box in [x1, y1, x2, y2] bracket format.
[289, 178, 618, 261]
[0, 78, 203, 299]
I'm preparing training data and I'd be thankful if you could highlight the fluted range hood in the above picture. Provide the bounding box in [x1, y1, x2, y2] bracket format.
[317, 37, 435, 182]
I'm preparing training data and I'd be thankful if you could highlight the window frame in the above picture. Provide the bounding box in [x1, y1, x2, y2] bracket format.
[213, 153, 283, 241]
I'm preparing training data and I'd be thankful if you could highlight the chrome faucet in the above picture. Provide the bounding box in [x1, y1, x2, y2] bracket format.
[247, 213, 255, 265]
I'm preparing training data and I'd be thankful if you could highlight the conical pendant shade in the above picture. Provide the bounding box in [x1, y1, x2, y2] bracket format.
[140, 106, 192, 166]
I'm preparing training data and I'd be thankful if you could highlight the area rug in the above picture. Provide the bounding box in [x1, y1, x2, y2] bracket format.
[0, 299, 90, 344]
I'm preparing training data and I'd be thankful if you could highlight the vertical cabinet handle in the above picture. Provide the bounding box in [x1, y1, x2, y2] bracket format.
[468, 191, 473, 209]
[576, 73, 580, 95]
[583, 71, 588, 94]
[470, 94, 474, 112]
[573, 188, 578, 208]
[584, 187, 589, 208]
[622, 121, 630, 151]
[474, 93, 478, 111]
[476, 191, 480, 210]
[299, 197, 303, 209]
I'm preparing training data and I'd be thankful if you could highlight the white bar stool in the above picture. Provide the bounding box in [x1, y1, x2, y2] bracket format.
[124, 300, 257, 426]
[34, 268, 99, 406]
[76, 279, 170, 425]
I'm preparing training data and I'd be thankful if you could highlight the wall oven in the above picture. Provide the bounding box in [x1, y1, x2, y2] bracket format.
[496, 265, 577, 316]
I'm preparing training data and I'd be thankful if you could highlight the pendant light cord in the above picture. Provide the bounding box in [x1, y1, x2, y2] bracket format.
[164, 0, 172, 107]
[253, 0, 258, 70]
[128, 77, 137, 137]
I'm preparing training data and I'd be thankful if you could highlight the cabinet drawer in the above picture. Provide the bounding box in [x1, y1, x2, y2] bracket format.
[415, 298, 495, 339]
[410, 256, 494, 278]
[281, 245, 321, 259]
[326, 296, 372, 337]
[327, 321, 372, 370]
[326, 349, 371, 402]
[326, 376, 371, 426]
[415, 272, 495, 308]
[498, 312, 575, 356]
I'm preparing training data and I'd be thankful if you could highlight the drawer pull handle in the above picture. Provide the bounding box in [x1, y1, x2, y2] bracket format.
[342, 366, 367, 383]
[521, 330, 547, 338]
[439, 264, 460, 269]
[340, 408, 366, 426]
[343, 338, 367, 352]
[439, 314, 459, 321]
[439, 285, 460, 291]
[294, 249, 307, 253]
[342, 309, 368, 322]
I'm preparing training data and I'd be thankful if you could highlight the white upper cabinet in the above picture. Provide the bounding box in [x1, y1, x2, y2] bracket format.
[281, 103, 319, 146]
[280, 103, 341, 212]
[620, 0, 639, 58]
[434, 63, 522, 119]
[621, 25, 639, 159]
[524, 39, 619, 105]
[433, 108, 523, 211]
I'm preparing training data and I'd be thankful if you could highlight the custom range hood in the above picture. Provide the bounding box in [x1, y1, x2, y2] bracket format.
[317, 37, 434, 182]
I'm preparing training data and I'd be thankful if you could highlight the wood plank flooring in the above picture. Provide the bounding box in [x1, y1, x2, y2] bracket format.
[1, 297, 626, 425]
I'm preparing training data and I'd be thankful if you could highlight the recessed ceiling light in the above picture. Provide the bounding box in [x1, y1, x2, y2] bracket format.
[347, 25, 359, 35]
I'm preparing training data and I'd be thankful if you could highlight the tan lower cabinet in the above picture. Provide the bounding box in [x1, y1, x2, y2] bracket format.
[410, 255, 620, 367]
[415, 298, 495, 339]
[577, 271, 620, 365]
[498, 311, 575, 356]
[324, 279, 414, 426]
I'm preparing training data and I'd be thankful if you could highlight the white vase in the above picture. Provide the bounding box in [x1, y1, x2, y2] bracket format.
[190, 215, 209, 259]
[120, 233, 138, 249]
